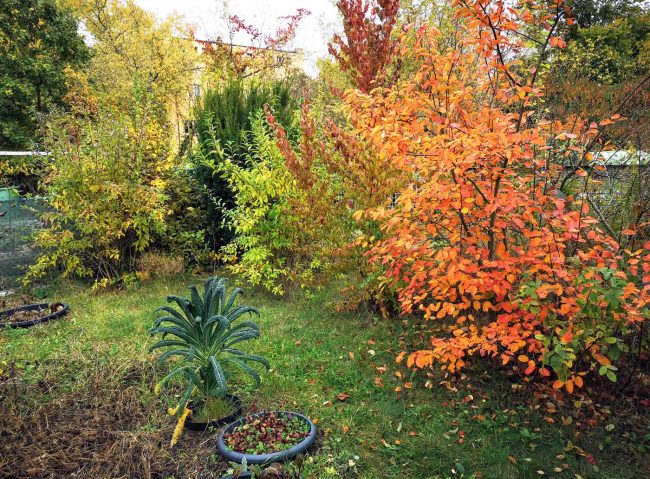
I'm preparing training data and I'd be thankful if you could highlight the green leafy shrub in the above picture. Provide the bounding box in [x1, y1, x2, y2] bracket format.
[25, 87, 171, 288]
[150, 275, 269, 445]
[191, 79, 299, 249]
[216, 112, 331, 295]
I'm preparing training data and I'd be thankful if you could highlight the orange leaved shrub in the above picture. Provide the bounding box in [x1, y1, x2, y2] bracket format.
[346, 0, 649, 392]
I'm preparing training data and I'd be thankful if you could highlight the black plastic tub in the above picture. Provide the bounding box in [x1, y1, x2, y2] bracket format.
[185, 394, 243, 431]
[216, 411, 317, 465]
[0, 303, 69, 329]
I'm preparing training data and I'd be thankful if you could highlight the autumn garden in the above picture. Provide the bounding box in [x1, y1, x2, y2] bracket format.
[0, 0, 649, 478]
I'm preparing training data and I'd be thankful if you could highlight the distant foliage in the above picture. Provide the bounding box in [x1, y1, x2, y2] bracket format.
[26, 87, 172, 288]
[555, 15, 649, 85]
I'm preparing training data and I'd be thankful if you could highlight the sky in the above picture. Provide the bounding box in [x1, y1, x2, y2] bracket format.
[134, 0, 341, 76]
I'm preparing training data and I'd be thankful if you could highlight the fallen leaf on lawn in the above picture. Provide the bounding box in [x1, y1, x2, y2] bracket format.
[544, 416, 555, 423]
[376, 366, 387, 374]
[408, 431, 418, 436]
[368, 339, 376, 345]
[312, 418, 319, 424]
[336, 392, 350, 402]
[508, 456, 517, 464]
[404, 382, 413, 389]
[374, 377, 384, 387]
[342, 425, 350, 434]
[368, 349, 376, 356]
[348, 352, 355, 360]
[322, 400, 333, 407]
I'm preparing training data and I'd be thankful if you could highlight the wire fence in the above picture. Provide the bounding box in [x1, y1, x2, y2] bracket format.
[0, 194, 45, 289]
[0, 152, 48, 288]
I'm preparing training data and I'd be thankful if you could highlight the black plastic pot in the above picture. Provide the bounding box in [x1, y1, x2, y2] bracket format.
[0, 303, 69, 329]
[184, 394, 243, 431]
[216, 411, 317, 465]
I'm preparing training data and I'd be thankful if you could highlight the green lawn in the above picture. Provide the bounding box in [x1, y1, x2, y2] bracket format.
[0, 276, 647, 479]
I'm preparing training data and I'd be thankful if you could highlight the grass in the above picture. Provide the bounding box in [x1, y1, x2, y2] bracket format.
[1, 275, 647, 479]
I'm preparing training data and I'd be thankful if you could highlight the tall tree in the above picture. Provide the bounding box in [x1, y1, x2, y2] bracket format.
[328, 0, 401, 92]
[0, 0, 88, 149]
[70, 0, 199, 132]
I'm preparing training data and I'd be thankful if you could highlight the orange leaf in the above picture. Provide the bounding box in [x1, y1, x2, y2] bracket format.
[565, 379, 574, 394]
[524, 361, 536, 375]
[549, 36, 567, 48]
[594, 353, 611, 366]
